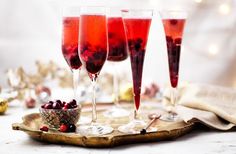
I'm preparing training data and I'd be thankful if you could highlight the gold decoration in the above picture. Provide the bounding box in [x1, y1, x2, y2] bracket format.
[0, 98, 8, 114]
[2, 60, 114, 106]
[119, 83, 133, 101]
[3, 61, 74, 104]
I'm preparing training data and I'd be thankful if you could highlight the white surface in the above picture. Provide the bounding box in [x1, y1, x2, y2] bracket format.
[1, 101, 236, 154]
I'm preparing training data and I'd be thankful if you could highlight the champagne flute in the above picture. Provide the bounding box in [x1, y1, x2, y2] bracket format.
[160, 11, 187, 121]
[77, 6, 113, 136]
[118, 9, 156, 134]
[62, 7, 82, 100]
[103, 8, 129, 118]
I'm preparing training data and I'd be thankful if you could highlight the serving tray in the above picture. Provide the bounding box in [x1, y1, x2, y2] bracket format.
[12, 102, 194, 148]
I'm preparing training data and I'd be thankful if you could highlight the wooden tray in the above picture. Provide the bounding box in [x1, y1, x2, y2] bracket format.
[12, 102, 195, 148]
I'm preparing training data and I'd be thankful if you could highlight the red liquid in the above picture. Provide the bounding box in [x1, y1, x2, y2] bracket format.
[79, 15, 108, 79]
[107, 17, 128, 61]
[123, 18, 152, 110]
[162, 19, 186, 88]
[62, 17, 82, 70]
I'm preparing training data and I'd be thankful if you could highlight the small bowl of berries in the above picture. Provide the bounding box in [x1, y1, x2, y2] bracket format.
[39, 99, 81, 129]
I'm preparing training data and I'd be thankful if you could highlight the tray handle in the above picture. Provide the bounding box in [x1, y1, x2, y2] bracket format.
[12, 123, 31, 132]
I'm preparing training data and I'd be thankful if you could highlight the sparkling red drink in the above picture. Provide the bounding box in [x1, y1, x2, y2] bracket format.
[79, 15, 108, 78]
[62, 17, 82, 70]
[162, 19, 186, 88]
[107, 17, 128, 61]
[123, 19, 152, 110]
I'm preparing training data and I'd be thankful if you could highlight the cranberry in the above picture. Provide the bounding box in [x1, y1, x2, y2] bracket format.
[40, 126, 49, 132]
[174, 38, 182, 45]
[41, 104, 45, 108]
[69, 54, 82, 69]
[56, 100, 63, 107]
[68, 99, 77, 108]
[70, 99, 77, 106]
[134, 42, 141, 51]
[48, 101, 54, 104]
[62, 101, 66, 106]
[63, 103, 71, 109]
[136, 38, 143, 44]
[68, 124, 76, 132]
[166, 36, 173, 43]
[59, 124, 68, 132]
[44, 103, 53, 109]
[71, 105, 78, 108]
[170, 19, 178, 25]
[53, 102, 61, 109]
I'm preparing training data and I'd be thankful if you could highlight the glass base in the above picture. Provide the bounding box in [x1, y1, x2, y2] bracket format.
[77, 123, 113, 136]
[103, 106, 130, 118]
[159, 112, 180, 122]
[118, 119, 157, 134]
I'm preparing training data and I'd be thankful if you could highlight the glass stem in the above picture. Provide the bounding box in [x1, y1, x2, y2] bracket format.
[72, 69, 80, 100]
[112, 62, 120, 107]
[91, 77, 97, 123]
[169, 87, 177, 114]
[134, 109, 138, 120]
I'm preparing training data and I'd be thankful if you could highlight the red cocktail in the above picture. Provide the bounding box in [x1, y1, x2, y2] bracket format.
[62, 17, 82, 70]
[78, 7, 113, 136]
[107, 17, 128, 61]
[103, 14, 129, 118]
[124, 18, 151, 111]
[79, 15, 107, 78]
[61, 7, 82, 99]
[160, 11, 187, 122]
[162, 19, 185, 88]
[118, 10, 154, 134]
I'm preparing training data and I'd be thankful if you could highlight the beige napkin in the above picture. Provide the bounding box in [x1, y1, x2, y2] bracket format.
[163, 83, 236, 130]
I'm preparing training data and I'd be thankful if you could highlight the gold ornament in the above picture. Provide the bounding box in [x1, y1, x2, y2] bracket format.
[119, 83, 133, 102]
[0, 98, 8, 114]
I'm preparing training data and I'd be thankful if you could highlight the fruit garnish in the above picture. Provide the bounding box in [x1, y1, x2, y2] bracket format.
[40, 126, 49, 132]
[41, 99, 78, 109]
[174, 38, 182, 45]
[170, 19, 178, 25]
[59, 124, 68, 132]
[44, 103, 53, 109]
[53, 102, 62, 109]
[68, 124, 76, 132]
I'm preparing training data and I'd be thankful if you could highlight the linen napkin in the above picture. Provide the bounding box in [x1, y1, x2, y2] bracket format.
[163, 83, 236, 130]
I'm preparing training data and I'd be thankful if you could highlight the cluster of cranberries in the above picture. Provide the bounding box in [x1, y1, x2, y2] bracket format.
[40, 124, 76, 133]
[41, 99, 78, 110]
[40, 99, 78, 133]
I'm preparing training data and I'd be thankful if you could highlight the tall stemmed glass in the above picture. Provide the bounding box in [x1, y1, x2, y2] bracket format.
[62, 7, 82, 99]
[103, 8, 129, 118]
[118, 9, 155, 134]
[77, 6, 113, 136]
[160, 11, 187, 121]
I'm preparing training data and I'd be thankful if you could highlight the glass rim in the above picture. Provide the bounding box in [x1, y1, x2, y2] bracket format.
[160, 10, 187, 19]
[121, 9, 154, 13]
[121, 9, 153, 19]
[80, 6, 108, 15]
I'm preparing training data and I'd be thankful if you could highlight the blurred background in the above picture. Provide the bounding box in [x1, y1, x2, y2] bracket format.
[0, 0, 236, 88]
